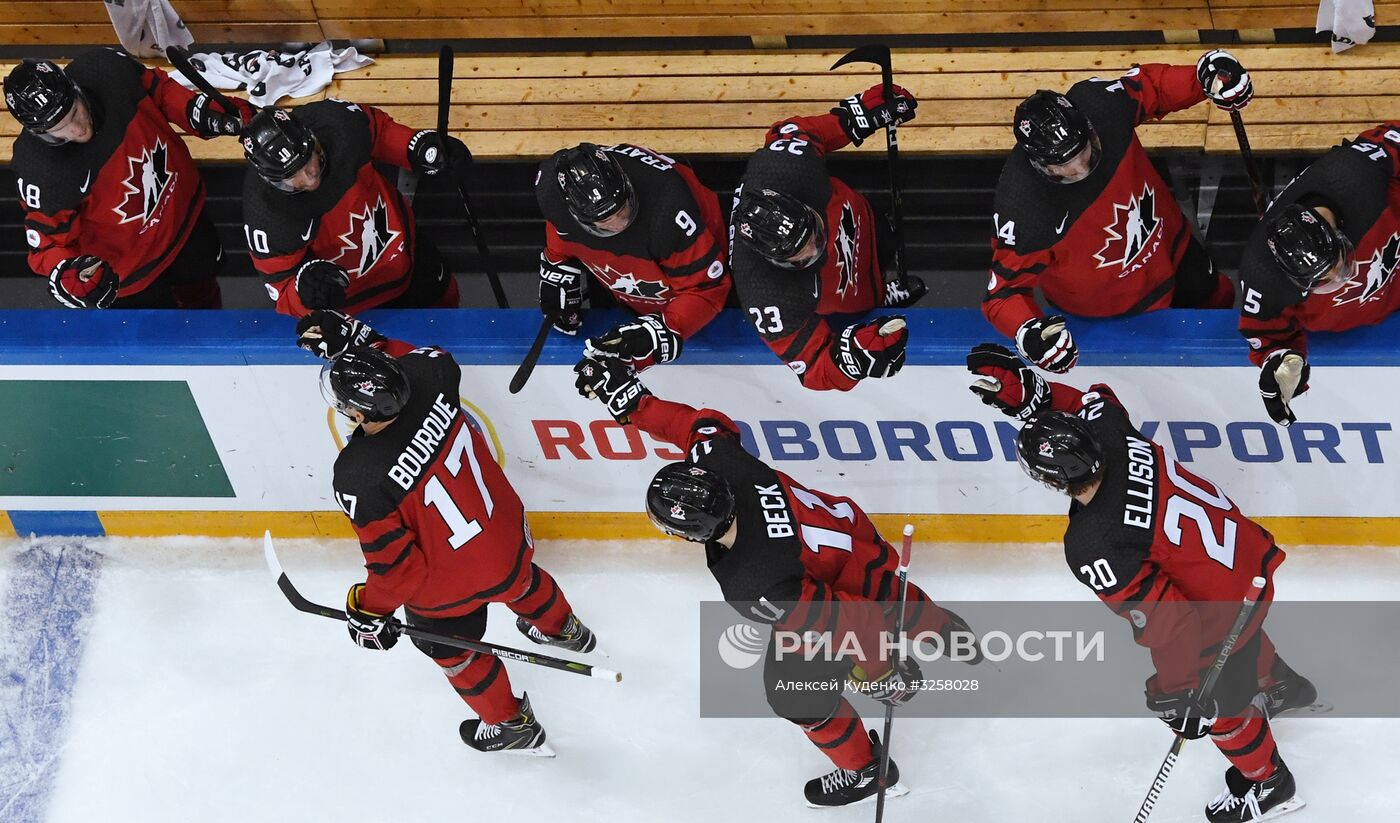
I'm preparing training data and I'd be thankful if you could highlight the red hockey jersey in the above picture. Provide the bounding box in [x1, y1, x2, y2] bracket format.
[984, 65, 1207, 337]
[332, 341, 534, 618]
[537, 143, 730, 338]
[242, 99, 421, 318]
[1238, 123, 1400, 364]
[12, 48, 211, 296]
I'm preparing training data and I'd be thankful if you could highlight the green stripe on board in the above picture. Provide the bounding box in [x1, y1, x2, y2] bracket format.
[0, 380, 234, 497]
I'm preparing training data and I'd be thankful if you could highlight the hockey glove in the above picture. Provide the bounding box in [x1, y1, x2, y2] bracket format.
[1146, 686, 1218, 740]
[966, 343, 1051, 421]
[850, 655, 923, 708]
[185, 93, 251, 138]
[294, 259, 350, 310]
[1259, 349, 1310, 427]
[934, 607, 986, 666]
[49, 255, 119, 309]
[1015, 315, 1078, 373]
[408, 130, 473, 184]
[1197, 49, 1253, 111]
[584, 314, 683, 366]
[295, 310, 386, 360]
[832, 316, 908, 382]
[539, 254, 586, 335]
[573, 356, 651, 424]
[833, 83, 918, 147]
[345, 583, 401, 651]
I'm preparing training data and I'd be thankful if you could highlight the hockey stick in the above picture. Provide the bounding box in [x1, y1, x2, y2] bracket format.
[262, 531, 621, 682]
[437, 45, 509, 309]
[1228, 110, 1268, 218]
[1130, 575, 1267, 823]
[165, 45, 255, 124]
[831, 44, 909, 288]
[874, 523, 914, 823]
[509, 317, 552, 394]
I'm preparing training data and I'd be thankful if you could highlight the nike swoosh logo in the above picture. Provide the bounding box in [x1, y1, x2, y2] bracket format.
[1055, 212, 1069, 235]
[79, 171, 91, 194]
[300, 222, 314, 242]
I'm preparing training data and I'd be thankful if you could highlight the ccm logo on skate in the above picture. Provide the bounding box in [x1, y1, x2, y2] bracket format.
[533, 417, 1393, 465]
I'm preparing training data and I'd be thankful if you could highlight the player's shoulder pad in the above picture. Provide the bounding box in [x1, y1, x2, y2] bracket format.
[331, 443, 398, 526]
[1236, 228, 1304, 320]
[740, 141, 831, 213]
[402, 344, 462, 393]
[990, 152, 1061, 253]
[65, 47, 145, 92]
[533, 153, 582, 235]
[10, 134, 90, 214]
[298, 98, 373, 165]
[1067, 75, 1140, 129]
[240, 169, 320, 254]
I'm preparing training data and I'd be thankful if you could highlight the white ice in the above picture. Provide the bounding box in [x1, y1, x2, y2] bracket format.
[3, 537, 1396, 823]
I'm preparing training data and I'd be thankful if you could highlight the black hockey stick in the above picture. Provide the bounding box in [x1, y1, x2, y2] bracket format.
[263, 531, 621, 682]
[165, 45, 252, 120]
[509, 316, 552, 394]
[874, 523, 914, 823]
[1130, 575, 1266, 823]
[831, 44, 909, 288]
[438, 45, 509, 309]
[1229, 110, 1268, 217]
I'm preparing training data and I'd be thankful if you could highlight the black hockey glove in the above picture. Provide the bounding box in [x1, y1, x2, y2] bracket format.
[185, 93, 248, 138]
[832, 83, 918, 147]
[573, 356, 651, 424]
[832, 316, 908, 382]
[539, 254, 586, 335]
[584, 314, 683, 366]
[1197, 49, 1253, 111]
[295, 310, 386, 360]
[966, 343, 1051, 422]
[345, 584, 401, 651]
[934, 607, 985, 666]
[1259, 349, 1310, 427]
[1146, 686, 1218, 740]
[294, 259, 350, 310]
[408, 130, 473, 184]
[1015, 315, 1078, 373]
[49, 255, 119, 309]
[850, 655, 923, 708]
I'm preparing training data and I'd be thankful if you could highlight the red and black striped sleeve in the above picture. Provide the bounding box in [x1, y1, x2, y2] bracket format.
[23, 205, 82, 278]
[1097, 562, 1204, 694]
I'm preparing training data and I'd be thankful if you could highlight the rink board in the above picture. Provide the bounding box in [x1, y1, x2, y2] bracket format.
[0, 307, 1397, 543]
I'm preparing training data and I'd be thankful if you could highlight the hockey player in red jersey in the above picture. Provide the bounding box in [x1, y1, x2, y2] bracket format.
[536, 142, 731, 369]
[4, 51, 249, 309]
[298, 310, 599, 755]
[1237, 123, 1400, 426]
[242, 102, 471, 317]
[731, 83, 924, 391]
[984, 50, 1252, 373]
[574, 355, 979, 807]
[967, 343, 1318, 821]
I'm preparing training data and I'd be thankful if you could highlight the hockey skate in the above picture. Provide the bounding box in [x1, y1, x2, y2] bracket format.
[1261, 656, 1329, 717]
[804, 732, 908, 809]
[459, 693, 555, 757]
[517, 612, 597, 654]
[883, 275, 927, 308]
[1205, 763, 1305, 822]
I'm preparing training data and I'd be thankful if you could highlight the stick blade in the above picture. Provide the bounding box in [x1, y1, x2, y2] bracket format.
[262, 529, 283, 577]
[830, 42, 890, 71]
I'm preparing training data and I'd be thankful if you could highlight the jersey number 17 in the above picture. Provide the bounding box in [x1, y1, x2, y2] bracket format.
[423, 423, 495, 550]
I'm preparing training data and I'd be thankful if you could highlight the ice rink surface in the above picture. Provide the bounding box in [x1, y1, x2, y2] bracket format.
[1, 535, 1395, 823]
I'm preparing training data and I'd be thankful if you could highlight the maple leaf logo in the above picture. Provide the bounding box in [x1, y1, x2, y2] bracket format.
[834, 202, 859, 298]
[336, 196, 403, 277]
[1093, 184, 1161, 272]
[1332, 232, 1400, 307]
[590, 263, 669, 301]
[112, 139, 176, 229]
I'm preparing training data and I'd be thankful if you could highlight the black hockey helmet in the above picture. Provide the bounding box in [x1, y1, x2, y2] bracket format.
[4, 59, 83, 140]
[646, 462, 737, 543]
[1014, 90, 1100, 182]
[320, 346, 411, 424]
[1265, 203, 1354, 294]
[733, 186, 826, 268]
[242, 108, 319, 189]
[1015, 412, 1104, 492]
[554, 143, 637, 235]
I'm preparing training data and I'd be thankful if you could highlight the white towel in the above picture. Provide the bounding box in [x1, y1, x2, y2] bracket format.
[103, 0, 194, 58]
[169, 42, 375, 107]
[1317, 0, 1377, 52]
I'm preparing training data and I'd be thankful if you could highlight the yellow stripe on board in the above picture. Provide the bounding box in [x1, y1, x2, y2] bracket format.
[79, 511, 1400, 547]
[0, 510, 14, 538]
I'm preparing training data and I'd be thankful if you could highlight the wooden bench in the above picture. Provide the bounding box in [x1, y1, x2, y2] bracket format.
[1208, 1, 1397, 40]
[0, 0, 324, 47]
[1, 42, 1398, 163]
